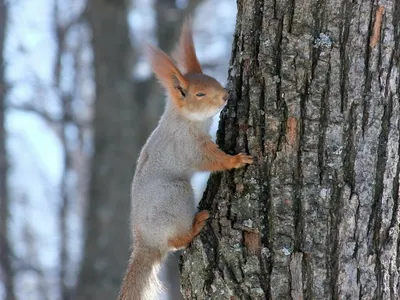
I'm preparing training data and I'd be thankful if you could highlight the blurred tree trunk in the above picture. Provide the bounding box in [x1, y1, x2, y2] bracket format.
[0, 1, 15, 300]
[76, 0, 138, 299]
[53, 2, 73, 299]
[181, 0, 400, 299]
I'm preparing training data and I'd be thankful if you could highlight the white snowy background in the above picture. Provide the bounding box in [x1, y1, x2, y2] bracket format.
[1, 0, 236, 299]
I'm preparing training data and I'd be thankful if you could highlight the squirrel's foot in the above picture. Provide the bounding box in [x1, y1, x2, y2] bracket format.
[230, 153, 253, 169]
[192, 210, 209, 236]
[168, 210, 209, 250]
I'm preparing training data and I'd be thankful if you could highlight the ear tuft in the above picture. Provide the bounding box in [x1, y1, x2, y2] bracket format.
[172, 18, 203, 74]
[147, 44, 188, 104]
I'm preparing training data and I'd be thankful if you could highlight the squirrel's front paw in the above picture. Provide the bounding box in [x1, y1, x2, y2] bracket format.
[230, 153, 253, 169]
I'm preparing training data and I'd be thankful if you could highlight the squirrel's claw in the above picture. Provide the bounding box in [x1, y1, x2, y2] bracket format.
[231, 153, 253, 169]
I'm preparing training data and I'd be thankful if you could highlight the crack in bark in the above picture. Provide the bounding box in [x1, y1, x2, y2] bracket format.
[329, 171, 344, 299]
[370, 93, 392, 298]
[317, 54, 331, 185]
[302, 252, 314, 299]
[339, 0, 353, 113]
[288, 0, 295, 33]
[294, 76, 308, 255]
[387, 94, 400, 235]
[259, 79, 267, 157]
[274, 16, 288, 156]
[361, 2, 375, 136]
[343, 102, 357, 191]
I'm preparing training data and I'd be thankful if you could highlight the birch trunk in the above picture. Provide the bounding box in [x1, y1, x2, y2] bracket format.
[181, 0, 400, 299]
[76, 0, 136, 298]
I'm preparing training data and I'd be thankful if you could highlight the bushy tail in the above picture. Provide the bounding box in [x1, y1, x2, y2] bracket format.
[118, 246, 162, 300]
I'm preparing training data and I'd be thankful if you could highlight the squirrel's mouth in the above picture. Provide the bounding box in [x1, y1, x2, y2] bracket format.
[220, 99, 228, 109]
[181, 105, 221, 122]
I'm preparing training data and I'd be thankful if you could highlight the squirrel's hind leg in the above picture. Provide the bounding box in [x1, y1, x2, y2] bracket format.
[168, 210, 209, 250]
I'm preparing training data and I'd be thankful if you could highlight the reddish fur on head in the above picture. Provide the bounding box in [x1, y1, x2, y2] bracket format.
[148, 19, 229, 121]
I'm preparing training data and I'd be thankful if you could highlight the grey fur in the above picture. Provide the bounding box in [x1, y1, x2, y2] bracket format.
[116, 100, 219, 300]
[131, 101, 215, 251]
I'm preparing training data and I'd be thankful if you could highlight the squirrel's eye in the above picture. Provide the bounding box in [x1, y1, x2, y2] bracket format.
[196, 93, 206, 97]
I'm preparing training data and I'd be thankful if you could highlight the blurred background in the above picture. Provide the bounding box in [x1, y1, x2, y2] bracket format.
[0, 0, 236, 299]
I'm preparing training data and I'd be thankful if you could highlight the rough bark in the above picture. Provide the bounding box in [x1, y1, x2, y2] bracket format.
[0, 1, 15, 299]
[181, 0, 400, 299]
[75, 0, 137, 299]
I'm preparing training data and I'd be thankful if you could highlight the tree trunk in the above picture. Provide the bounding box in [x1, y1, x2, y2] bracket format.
[76, 0, 138, 299]
[181, 0, 400, 299]
[0, 1, 15, 299]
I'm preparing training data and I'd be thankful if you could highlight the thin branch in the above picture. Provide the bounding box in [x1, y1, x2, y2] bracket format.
[7, 103, 58, 122]
[7, 103, 91, 127]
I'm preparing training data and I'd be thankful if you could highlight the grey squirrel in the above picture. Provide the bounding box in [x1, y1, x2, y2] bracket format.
[118, 20, 253, 300]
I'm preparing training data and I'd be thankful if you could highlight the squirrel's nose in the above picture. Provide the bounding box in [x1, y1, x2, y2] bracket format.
[222, 93, 229, 102]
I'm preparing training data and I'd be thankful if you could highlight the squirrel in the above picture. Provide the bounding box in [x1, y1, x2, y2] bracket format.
[117, 20, 253, 300]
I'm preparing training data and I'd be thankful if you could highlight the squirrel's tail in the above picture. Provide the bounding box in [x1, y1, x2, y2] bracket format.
[118, 245, 162, 300]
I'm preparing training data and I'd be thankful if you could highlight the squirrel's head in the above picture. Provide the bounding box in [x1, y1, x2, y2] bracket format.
[148, 20, 228, 122]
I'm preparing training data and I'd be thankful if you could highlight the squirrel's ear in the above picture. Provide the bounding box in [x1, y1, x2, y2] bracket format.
[172, 18, 203, 74]
[147, 45, 189, 106]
